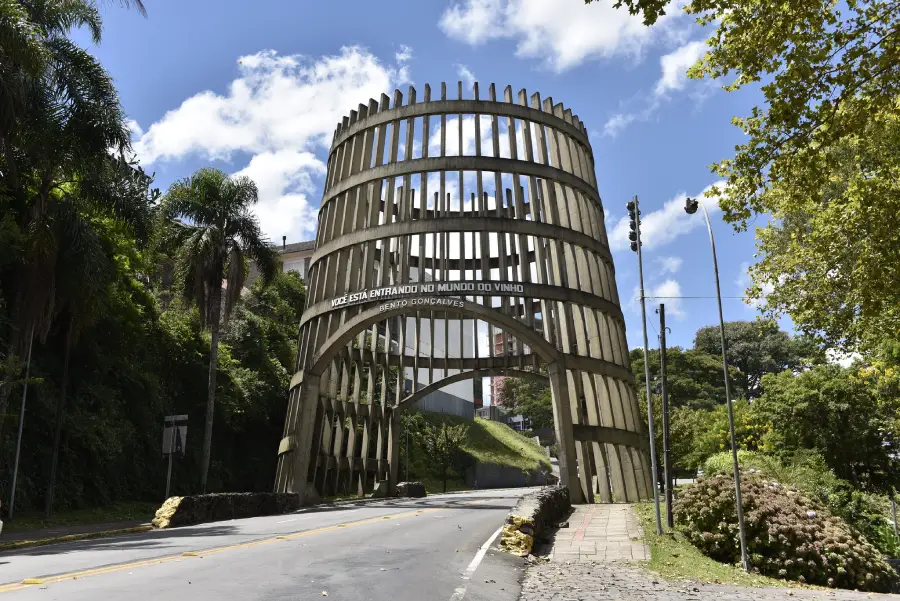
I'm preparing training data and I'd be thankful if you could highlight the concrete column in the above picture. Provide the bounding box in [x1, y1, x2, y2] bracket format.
[287, 373, 321, 504]
[547, 361, 583, 504]
[387, 410, 401, 496]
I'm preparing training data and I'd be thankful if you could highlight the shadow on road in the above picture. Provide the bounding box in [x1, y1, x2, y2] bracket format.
[0, 493, 521, 560]
[0, 524, 241, 558]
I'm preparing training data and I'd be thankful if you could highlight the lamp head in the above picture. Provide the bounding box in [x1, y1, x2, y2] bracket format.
[684, 197, 699, 215]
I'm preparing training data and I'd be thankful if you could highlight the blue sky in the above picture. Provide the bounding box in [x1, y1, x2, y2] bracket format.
[76, 0, 780, 351]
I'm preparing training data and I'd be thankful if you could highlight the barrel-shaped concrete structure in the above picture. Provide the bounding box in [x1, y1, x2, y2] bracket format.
[274, 82, 652, 503]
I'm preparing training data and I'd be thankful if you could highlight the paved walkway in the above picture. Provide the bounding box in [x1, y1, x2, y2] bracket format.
[543, 504, 648, 563]
[522, 504, 900, 600]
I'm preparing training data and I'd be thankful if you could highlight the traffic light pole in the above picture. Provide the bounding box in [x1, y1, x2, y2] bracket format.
[659, 304, 674, 528]
[628, 195, 663, 535]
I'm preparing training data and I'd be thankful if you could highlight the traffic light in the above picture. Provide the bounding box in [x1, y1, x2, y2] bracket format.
[626, 199, 642, 252]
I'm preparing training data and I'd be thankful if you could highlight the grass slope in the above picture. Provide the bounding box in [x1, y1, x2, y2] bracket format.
[423, 413, 550, 471]
[634, 501, 808, 589]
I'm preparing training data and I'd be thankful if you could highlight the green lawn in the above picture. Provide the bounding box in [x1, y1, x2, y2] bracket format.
[4, 501, 159, 533]
[633, 501, 802, 589]
[464, 417, 551, 471]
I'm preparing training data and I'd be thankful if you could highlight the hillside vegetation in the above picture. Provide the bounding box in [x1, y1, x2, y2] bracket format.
[401, 412, 550, 493]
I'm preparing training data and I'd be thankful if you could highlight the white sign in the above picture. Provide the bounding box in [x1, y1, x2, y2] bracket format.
[328, 280, 525, 310]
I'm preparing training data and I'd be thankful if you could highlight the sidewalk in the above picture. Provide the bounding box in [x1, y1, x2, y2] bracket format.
[521, 504, 900, 600]
[539, 503, 649, 563]
[1, 520, 150, 544]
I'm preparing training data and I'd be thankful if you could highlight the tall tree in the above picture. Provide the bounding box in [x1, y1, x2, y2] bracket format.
[500, 376, 553, 430]
[590, 0, 900, 350]
[0, 0, 155, 439]
[753, 365, 900, 493]
[693, 320, 824, 399]
[43, 157, 156, 515]
[629, 346, 741, 408]
[158, 168, 277, 492]
[420, 421, 468, 493]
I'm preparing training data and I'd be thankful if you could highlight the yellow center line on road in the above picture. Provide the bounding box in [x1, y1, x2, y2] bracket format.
[0, 505, 460, 594]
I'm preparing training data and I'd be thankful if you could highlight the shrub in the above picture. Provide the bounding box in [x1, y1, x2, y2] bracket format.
[702, 450, 900, 556]
[674, 474, 899, 592]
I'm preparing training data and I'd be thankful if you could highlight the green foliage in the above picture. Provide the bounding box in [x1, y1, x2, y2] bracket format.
[753, 365, 900, 493]
[703, 450, 900, 557]
[157, 167, 280, 491]
[500, 376, 553, 429]
[675, 475, 899, 592]
[419, 419, 469, 493]
[630, 346, 739, 410]
[592, 0, 900, 350]
[693, 320, 825, 399]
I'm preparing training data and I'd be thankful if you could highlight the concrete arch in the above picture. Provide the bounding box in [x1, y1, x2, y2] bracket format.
[297, 281, 625, 329]
[395, 367, 548, 412]
[308, 298, 556, 377]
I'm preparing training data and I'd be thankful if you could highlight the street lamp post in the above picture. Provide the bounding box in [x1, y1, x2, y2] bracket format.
[685, 196, 750, 572]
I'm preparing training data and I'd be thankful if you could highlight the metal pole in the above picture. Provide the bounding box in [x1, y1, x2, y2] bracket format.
[659, 304, 674, 528]
[8, 324, 35, 520]
[698, 199, 749, 571]
[634, 195, 663, 535]
[164, 420, 175, 500]
[891, 496, 898, 541]
[165, 449, 173, 500]
[405, 423, 409, 482]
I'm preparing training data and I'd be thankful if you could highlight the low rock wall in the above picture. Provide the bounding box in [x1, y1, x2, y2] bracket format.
[152, 487, 319, 529]
[499, 486, 570, 557]
[396, 482, 427, 498]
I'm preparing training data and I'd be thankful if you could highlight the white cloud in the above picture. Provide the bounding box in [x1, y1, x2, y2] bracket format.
[131, 46, 410, 242]
[125, 119, 143, 139]
[395, 44, 414, 85]
[603, 112, 638, 137]
[628, 278, 686, 320]
[439, 0, 687, 72]
[655, 39, 706, 96]
[395, 44, 413, 63]
[826, 349, 862, 368]
[604, 38, 709, 137]
[657, 256, 683, 274]
[456, 63, 477, 86]
[232, 150, 325, 238]
[652, 279, 686, 319]
[609, 180, 726, 251]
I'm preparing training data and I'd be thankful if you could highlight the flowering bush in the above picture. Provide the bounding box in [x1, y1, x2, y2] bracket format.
[674, 474, 899, 592]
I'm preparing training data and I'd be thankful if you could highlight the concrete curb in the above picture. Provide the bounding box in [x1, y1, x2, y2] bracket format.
[0, 524, 153, 553]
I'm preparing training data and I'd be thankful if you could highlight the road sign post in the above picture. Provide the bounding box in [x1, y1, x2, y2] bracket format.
[163, 415, 188, 500]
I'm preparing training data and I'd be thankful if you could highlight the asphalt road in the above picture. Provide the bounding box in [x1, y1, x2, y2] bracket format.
[0, 489, 534, 601]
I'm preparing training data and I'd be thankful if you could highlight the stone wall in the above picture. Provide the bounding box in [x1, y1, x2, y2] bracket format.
[500, 485, 571, 557]
[152, 488, 319, 529]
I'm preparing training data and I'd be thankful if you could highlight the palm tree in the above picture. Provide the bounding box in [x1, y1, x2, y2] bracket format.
[158, 168, 278, 492]
[0, 0, 146, 438]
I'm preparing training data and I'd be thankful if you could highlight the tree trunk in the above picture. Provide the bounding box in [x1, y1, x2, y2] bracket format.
[442, 465, 447, 493]
[200, 291, 222, 493]
[45, 320, 73, 516]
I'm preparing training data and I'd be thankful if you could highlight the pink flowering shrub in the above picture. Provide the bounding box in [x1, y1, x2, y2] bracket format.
[674, 474, 899, 592]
